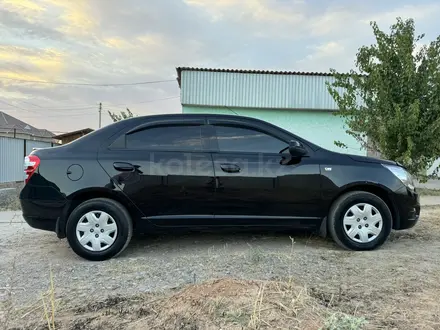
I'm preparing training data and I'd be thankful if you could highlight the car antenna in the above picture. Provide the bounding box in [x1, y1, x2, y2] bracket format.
[226, 106, 239, 115]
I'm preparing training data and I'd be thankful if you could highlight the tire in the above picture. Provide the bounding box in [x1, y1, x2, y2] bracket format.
[328, 191, 392, 251]
[66, 198, 133, 261]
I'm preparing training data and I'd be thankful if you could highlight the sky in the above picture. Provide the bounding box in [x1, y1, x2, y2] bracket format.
[0, 0, 439, 134]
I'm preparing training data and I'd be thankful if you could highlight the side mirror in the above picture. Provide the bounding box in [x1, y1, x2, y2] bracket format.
[288, 140, 307, 157]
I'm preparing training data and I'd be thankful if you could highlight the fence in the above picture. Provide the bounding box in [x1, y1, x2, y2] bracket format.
[0, 136, 54, 183]
[428, 158, 440, 178]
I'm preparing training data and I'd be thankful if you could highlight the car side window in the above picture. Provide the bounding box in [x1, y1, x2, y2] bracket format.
[215, 125, 288, 153]
[125, 125, 202, 151]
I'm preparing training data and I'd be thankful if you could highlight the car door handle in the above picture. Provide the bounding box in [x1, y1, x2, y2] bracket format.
[113, 162, 135, 172]
[220, 163, 240, 173]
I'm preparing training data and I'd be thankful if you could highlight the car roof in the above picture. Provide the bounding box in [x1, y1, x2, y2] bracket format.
[124, 113, 320, 150]
[64, 112, 319, 152]
[129, 112, 259, 122]
[126, 113, 298, 129]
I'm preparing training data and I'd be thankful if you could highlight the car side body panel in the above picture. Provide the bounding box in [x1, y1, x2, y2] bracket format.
[19, 113, 420, 239]
[204, 117, 323, 226]
[316, 149, 420, 230]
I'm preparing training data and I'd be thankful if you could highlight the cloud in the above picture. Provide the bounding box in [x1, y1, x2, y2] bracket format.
[296, 2, 440, 73]
[295, 41, 352, 72]
[0, 46, 65, 81]
[1, 0, 46, 21]
[183, 0, 309, 40]
[306, 42, 345, 61]
[41, 0, 97, 37]
[0, 8, 65, 41]
[308, 9, 359, 38]
[0, 0, 439, 133]
[184, 0, 306, 23]
[363, 3, 440, 26]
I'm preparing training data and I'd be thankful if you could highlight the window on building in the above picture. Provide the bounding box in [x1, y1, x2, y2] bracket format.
[215, 125, 287, 153]
[126, 125, 202, 151]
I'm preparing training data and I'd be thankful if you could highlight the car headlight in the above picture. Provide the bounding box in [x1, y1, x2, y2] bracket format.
[382, 164, 415, 190]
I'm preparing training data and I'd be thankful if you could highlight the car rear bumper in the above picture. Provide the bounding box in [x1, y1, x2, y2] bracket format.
[20, 198, 67, 233]
[22, 214, 57, 232]
[394, 189, 420, 230]
[19, 180, 70, 233]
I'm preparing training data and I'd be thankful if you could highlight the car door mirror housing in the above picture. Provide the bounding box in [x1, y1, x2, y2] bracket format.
[289, 140, 307, 157]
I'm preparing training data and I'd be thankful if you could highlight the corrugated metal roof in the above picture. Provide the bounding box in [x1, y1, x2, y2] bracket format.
[52, 128, 94, 139]
[176, 67, 339, 86]
[0, 111, 54, 138]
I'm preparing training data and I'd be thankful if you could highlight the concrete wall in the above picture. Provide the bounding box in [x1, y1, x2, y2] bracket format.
[183, 106, 366, 155]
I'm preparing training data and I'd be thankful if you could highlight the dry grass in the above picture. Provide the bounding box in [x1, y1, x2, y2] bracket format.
[0, 182, 23, 211]
[0, 257, 17, 330]
[41, 267, 57, 330]
[417, 188, 440, 196]
[9, 270, 440, 329]
[2, 266, 61, 330]
[3, 206, 440, 329]
[6, 278, 371, 330]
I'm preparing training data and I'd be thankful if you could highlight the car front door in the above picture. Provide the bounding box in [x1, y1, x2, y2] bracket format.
[208, 119, 322, 228]
[98, 118, 217, 227]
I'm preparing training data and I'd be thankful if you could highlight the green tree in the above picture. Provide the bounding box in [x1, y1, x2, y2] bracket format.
[108, 108, 135, 122]
[327, 17, 440, 180]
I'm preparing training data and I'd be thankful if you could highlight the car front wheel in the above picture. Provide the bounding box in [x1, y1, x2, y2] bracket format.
[66, 198, 133, 261]
[328, 191, 392, 250]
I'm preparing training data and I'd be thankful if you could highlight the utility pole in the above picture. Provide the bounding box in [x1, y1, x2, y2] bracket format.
[98, 102, 102, 128]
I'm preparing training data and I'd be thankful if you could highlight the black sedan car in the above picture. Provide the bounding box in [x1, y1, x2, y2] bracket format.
[20, 114, 420, 261]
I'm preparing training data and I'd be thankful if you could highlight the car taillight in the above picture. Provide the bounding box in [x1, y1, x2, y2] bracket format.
[24, 155, 40, 184]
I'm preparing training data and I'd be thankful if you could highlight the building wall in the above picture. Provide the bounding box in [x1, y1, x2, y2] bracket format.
[0, 137, 24, 183]
[0, 137, 53, 183]
[183, 106, 366, 155]
[60, 133, 82, 145]
[427, 158, 440, 178]
[0, 131, 54, 143]
[25, 140, 54, 155]
[56, 131, 92, 145]
[181, 70, 346, 110]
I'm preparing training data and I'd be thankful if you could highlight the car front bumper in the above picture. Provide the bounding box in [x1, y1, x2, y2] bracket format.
[394, 188, 420, 230]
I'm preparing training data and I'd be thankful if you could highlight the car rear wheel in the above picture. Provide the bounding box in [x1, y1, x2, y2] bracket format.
[66, 198, 133, 261]
[328, 191, 392, 250]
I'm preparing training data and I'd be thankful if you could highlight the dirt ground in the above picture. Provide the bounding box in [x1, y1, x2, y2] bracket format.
[1, 206, 440, 329]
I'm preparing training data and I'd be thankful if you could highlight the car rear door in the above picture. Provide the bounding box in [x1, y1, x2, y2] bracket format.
[97, 118, 217, 226]
[207, 118, 322, 228]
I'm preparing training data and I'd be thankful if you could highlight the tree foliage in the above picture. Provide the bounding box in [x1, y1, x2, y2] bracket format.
[327, 17, 440, 180]
[108, 108, 135, 122]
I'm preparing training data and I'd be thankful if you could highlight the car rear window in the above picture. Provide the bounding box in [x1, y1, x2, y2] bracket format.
[125, 125, 202, 151]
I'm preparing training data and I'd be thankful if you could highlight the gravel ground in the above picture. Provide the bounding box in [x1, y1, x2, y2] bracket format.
[2, 206, 440, 329]
[0, 182, 23, 211]
[2, 182, 440, 328]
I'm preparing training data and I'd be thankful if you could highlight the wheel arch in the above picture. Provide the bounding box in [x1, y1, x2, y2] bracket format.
[320, 182, 400, 237]
[56, 187, 142, 239]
